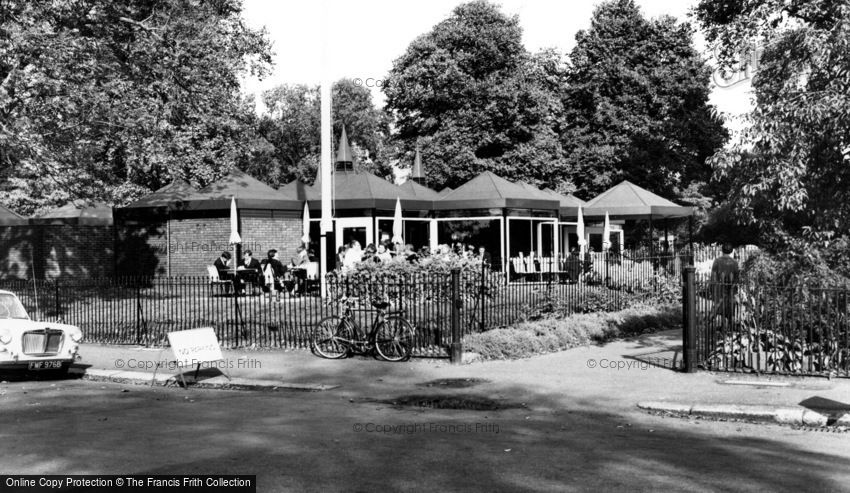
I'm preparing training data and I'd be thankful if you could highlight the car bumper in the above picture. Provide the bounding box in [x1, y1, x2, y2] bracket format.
[0, 358, 75, 370]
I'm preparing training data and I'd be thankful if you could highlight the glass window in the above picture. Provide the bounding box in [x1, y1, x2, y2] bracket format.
[0, 294, 29, 319]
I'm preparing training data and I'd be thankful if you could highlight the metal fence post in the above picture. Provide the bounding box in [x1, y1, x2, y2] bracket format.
[54, 281, 61, 323]
[479, 261, 486, 331]
[450, 267, 462, 364]
[683, 266, 697, 373]
[135, 279, 141, 345]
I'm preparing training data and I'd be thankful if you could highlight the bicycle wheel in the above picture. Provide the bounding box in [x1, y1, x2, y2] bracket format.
[311, 316, 352, 359]
[373, 315, 414, 362]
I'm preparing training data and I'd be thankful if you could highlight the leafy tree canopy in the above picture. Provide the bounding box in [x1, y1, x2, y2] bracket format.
[248, 78, 391, 187]
[695, 0, 850, 251]
[564, 0, 728, 200]
[0, 0, 271, 215]
[383, 0, 567, 190]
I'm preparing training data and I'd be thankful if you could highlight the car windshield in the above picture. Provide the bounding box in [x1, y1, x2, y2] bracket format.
[0, 294, 29, 319]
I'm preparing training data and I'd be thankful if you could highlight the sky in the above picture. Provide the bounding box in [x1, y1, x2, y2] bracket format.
[240, 0, 755, 127]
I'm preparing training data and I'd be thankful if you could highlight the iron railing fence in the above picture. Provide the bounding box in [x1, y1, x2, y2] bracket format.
[693, 273, 850, 377]
[0, 254, 685, 355]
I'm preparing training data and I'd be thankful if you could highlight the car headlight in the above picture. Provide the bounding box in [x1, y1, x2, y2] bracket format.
[69, 328, 83, 343]
[0, 328, 11, 345]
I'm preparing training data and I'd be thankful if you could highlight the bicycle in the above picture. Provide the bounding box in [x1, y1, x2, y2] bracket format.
[311, 298, 415, 362]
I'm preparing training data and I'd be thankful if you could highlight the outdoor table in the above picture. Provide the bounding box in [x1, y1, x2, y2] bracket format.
[232, 268, 260, 294]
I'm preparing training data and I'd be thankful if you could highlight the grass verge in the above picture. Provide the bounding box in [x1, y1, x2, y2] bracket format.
[463, 303, 681, 360]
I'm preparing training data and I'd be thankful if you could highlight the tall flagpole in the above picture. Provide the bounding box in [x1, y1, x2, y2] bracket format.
[319, 0, 332, 297]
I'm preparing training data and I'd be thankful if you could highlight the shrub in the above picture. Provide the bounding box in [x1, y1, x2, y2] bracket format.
[464, 304, 681, 360]
[325, 254, 500, 307]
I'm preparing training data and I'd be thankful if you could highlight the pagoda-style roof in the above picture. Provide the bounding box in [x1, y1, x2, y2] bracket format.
[398, 179, 440, 200]
[125, 180, 196, 209]
[34, 200, 113, 225]
[278, 179, 319, 202]
[583, 181, 692, 218]
[309, 170, 431, 210]
[184, 169, 301, 210]
[433, 172, 559, 211]
[0, 204, 27, 226]
[541, 188, 586, 218]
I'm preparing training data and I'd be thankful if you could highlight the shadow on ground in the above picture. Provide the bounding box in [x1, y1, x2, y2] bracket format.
[2, 365, 849, 492]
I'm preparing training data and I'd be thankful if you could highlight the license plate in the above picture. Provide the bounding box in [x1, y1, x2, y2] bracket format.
[28, 360, 63, 370]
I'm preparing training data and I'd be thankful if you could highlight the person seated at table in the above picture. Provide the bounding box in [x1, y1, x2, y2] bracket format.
[214, 251, 232, 279]
[375, 243, 393, 263]
[237, 250, 261, 294]
[362, 243, 377, 263]
[213, 251, 234, 293]
[260, 249, 286, 298]
[403, 244, 418, 263]
[289, 246, 309, 295]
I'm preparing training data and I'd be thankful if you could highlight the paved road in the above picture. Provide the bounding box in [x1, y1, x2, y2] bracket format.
[2, 374, 849, 492]
[4, 330, 850, 492]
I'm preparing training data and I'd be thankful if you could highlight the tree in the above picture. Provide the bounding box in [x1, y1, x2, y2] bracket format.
[695, 0, 850, 254]
[251, 79, 391, 186]
[0, 0, 272, 215]
[564, 0, 728, 200]
[383, 0, 566, 189]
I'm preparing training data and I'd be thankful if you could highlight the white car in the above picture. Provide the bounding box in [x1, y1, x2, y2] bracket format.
[0, 290, 82, 372]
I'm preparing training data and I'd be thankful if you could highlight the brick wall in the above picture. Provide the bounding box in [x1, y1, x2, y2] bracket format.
[167, 216, 230, 276]
[41, 225, 115, 279]
[0, 226, 38, 279]
[165, 212, 302, 276]
[0, 210, 306, 279]
[240, 212, 303, 264]
[0, 225, 115, 279]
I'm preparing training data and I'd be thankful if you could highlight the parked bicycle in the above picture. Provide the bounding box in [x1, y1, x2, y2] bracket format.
[311, 298, 414, 362]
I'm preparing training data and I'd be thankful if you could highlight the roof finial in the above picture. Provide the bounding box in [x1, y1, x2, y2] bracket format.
[335, 126, 355, 172]
[410, 146, 425, 185]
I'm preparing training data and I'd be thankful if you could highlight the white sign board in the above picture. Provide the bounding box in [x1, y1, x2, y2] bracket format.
[167, 328, 224, 368]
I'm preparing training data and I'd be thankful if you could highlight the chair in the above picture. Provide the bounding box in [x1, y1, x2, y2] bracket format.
[525, 254, 540, 282]
[207, 265, 231, 295]
[539, 257, 554, 282]
[510, 257, 527, 282]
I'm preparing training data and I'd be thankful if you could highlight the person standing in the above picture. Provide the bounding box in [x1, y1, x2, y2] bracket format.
[343, 240, 362, 271]
[478, 246, 492, 267]
[710, 243, 740, 325]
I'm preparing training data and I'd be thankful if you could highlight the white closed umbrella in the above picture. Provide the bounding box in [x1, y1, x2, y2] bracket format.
[602, 212, 611, 251]
[229, 196, 241, 244]
[576, 206, 586, 254]
[229, 196, 241, 275]
[391, 197, 403, 245]
[301, 202, 311, 246]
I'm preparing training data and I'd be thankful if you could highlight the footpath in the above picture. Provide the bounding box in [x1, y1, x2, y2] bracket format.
[72, 329, 850, 428]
